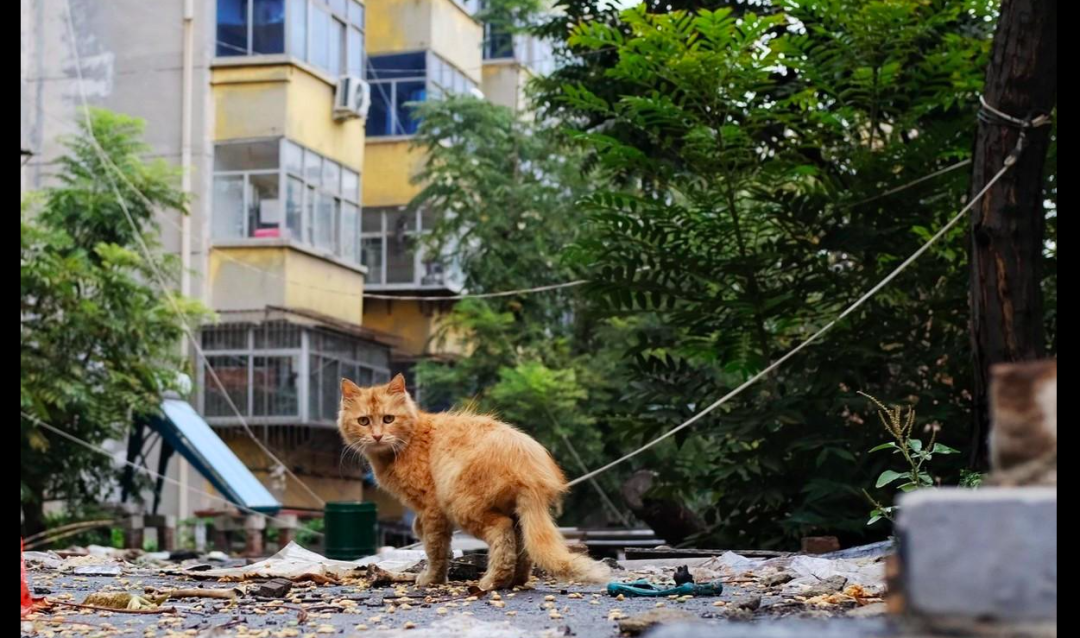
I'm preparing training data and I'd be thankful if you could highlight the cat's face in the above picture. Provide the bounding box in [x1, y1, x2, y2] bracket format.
[339, 374, 418, 456]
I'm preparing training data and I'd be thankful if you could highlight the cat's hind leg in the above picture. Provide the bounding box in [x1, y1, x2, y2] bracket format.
[470, 512, 517, 591]
[510, 519, 533, 587]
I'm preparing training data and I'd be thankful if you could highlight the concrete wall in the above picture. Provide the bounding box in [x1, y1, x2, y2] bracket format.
[481, 61, 529, 114]
[362, 298, 467, 358]
[361, 139, 425, 207]
[21, 0, 217, 305]
[212, 63, 366, 172]
[367, 0, 482, 83]
[428, 0, 483, 84]
[210, 245, 367, 326]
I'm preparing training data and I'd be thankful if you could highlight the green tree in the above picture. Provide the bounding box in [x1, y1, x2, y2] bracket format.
[21, 109, 205, 536]
[559, 1, 1005, 546]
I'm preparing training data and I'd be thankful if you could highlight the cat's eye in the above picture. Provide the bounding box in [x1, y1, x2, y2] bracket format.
[357, 416, 370, 426]
[383, 415, 395, 424]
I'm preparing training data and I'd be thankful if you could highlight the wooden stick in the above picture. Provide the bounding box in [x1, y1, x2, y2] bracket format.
[46, 600, 178, 615]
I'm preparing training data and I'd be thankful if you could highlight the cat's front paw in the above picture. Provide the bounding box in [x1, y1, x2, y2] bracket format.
[415, 570, 448, 587]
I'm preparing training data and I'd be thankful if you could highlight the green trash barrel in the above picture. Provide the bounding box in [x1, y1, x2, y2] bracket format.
[324, 501, 377, 560]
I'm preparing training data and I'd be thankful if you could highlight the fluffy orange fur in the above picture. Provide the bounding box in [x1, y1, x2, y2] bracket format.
[338, 374, 609, 590]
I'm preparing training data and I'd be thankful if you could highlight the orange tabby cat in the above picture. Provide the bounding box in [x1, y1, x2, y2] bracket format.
[338, 374, 610, 589]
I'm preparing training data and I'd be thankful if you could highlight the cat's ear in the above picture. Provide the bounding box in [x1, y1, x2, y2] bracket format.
[341, 378, 362, 399]
[387, 373, 407, 395]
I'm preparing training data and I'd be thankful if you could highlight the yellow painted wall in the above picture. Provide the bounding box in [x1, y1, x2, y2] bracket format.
[362, 298, 437, 357]
[482, 62, 527, 113]
[211, 246, 365, 325]
[362, 140, 425, 207]
[367, 0, 482, 83]
[283, 249, 366, 325]
[361, 298, 467, 357]
[209, 247, 288, 311]
[367, 0, 431, 54]
[212, 66, 289, 141]
[286, 70, 366, 171]
[428, 0, 484, 84]
[212, 64, 365, 172]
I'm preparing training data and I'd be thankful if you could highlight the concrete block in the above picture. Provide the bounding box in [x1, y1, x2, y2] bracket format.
[896, 487, 1056, 622]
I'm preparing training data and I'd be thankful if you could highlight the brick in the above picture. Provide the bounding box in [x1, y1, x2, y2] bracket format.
[801, 536, 841, 554]
[896, 487, 1056, 622]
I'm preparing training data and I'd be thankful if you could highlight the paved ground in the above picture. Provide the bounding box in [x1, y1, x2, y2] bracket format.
[21, 563, 889, 637]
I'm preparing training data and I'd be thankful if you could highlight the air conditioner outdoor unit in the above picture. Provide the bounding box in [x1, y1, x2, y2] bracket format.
[333, 76, 371, 121]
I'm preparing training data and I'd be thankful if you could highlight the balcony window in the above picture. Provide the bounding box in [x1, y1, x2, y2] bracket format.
[212, 139, 362, 264]
[218, 0, 286, 57]
[366, 51, 479, 137]
[483, 22, 514, 60]
[221, 0, 365, 79]
[200, 322, 391, 424]
[361, 206, 447, 289]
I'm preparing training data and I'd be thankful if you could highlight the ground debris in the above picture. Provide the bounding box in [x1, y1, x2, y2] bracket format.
[616, 608, 698, 636]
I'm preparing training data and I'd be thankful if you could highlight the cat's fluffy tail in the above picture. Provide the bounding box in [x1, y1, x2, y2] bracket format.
[516, 488, 611, 584]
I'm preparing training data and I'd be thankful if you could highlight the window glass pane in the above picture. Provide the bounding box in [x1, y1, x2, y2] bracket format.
[215, 141, 279, 171]
[395, 81, 426, 135]
[288, 0, 307, 59]
[329, 18, 344, 77]
[203, 325, 249, 350]
[421, 258, 446, 286]
[315, 195, 335, 251]
[386, 232, 415, 283]
[330, 0, 346, 16]
[217, 0, 249, 56]
[420, 207, 438, 232]
[252, 0, 285, 54]
[341, 202, 359, 263]
[249, 173, 281, 237]
[305, 186, 317, 243]
[367, 52, 426, 77]
[366, 82, 393, 136]
[362, 208, 382, 233]
[361, 237, 383, 284]
[286, 176, 304, 240]
[205, 355, 249, 416]
[311, 7, 330, 69]
[253, 322, 301, 348]
[284, 140, 303, 175]
[212, 175, 245, 239]
[386, 208, 416, 234]
[357, 342, 390, 369]
[304, 149, 322, 187]
[323, 160, 341, 196]
[253, 355, 299, 416]
[342, 169, 359, 202]
[356, 366, 373, 386]
[347, 27, 362, 76]
[308, 354, 320, 421]
[320, 358, 340, 421]
[348, 0, 364, 27]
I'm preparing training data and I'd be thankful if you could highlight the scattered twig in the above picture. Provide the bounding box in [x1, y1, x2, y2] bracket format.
[148, 587, 241, 601]
[47, 599, 178, 615]
[276, 604, 309, 624]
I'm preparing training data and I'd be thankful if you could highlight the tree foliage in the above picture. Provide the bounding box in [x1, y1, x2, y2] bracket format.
[556, 1, 1011, 546]
[21, 109, 206, 536]
[410, 0, 1055, 546]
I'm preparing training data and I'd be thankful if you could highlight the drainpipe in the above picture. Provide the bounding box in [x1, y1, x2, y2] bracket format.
[178, 0, 195, 522]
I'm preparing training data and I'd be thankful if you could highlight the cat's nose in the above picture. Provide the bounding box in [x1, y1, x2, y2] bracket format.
[372, 434, 383, 442]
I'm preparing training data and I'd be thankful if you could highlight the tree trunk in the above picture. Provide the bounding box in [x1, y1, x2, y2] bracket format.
[968, 0, 1056, 469]
[621, 470, 705, 545]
